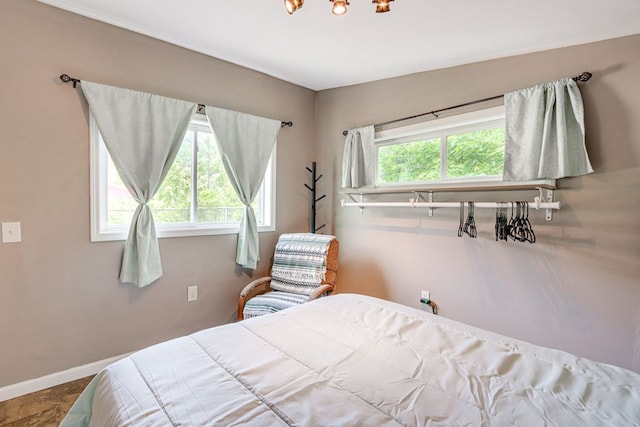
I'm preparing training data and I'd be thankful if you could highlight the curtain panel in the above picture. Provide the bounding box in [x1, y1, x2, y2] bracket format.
[205, 107, 280, 270]
[341, 125, 375, 188]
[503, 77, 593, 181]
[81, 81, 196, 287]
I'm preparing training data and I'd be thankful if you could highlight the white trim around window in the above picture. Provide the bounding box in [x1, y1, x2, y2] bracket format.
[372, 105, 555, 190]
[89, 114, 276, 242]
[375, 106, 504, 186]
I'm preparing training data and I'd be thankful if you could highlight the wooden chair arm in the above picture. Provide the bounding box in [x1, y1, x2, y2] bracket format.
[307, 283, 335, 301]
[240, 277, 272, 297]
[238, 277, 272, 321]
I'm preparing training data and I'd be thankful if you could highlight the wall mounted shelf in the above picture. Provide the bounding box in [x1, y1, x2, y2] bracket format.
[341, 181, 559, 221]
[342, 179, 556, 195]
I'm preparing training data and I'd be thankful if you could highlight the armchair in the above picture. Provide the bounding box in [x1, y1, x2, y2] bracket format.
[238, 233, 339, 320]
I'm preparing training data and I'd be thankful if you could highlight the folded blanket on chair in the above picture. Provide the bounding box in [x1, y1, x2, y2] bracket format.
[269, 233, 335, 295]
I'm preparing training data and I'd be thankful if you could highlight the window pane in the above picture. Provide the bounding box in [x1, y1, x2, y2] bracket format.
[196, 131, 247, 223]
[107, 161, 137, 226]
[378, 138, 441, 184]
[95, 113, 275, 241]
[148, 132, 193, 223]
[446, 128, 505, 178]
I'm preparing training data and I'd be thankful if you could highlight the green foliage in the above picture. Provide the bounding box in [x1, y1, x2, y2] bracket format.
[378, 138, 441, 183]
[377, 127, 504, 183]
[194, 132, 245, 222]
[107, 127, 255, 226]
[150, 136, 193, 223]
[446, 128, 505, 178]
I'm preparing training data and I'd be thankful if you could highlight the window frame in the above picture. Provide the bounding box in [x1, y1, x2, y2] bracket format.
[89, 113, 276, 242]
[374, 105, 508, 188]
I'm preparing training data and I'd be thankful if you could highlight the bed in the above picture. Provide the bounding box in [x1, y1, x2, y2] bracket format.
[61, 293, 640, 426]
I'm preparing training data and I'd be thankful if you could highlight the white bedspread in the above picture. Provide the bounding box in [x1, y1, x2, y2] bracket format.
[61, 294, 640, 426]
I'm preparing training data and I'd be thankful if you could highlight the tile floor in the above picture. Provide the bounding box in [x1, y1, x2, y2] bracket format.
[0, 376, 93, 427]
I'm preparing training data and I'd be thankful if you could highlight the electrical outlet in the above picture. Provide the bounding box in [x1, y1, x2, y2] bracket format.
[421, 290, 430, 301]
[187, 285, 198, 302]
[2, 222, 21, 243]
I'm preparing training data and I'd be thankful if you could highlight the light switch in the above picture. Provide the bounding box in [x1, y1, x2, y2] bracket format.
[187, 285, 198, 302]
[2, 222, 21, 243]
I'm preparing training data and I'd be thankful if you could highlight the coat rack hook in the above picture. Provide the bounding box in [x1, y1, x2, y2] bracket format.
[305, 161, 326, 232]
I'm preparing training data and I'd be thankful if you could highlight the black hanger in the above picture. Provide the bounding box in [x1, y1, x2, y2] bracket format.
[463, 202, 477, 238]
[495, 203, 508, 241]
[524, 202, 536, 243]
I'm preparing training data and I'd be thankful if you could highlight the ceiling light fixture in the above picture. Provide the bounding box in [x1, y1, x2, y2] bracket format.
[373, 0, 394, 13]
[284, 0, 304, 15]
[331, 0, 350, 15]
[285, 0, 393, 15]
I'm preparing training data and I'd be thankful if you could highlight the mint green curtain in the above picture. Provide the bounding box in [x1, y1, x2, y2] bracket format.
[503, 77, 593, 181]
[205, 107, 280, 269]
[341, 125, 375, 188]
[81, 81, 196, 287]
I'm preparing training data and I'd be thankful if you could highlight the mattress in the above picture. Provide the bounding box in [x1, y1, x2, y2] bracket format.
[61, 293, 640, 426]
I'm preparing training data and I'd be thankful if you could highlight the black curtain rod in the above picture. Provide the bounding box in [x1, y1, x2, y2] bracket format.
[341, 71, 592, 136]
[59, 74, 294, 129]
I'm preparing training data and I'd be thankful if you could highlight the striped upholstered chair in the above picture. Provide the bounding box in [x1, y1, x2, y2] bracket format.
[238, 233, 339, 320]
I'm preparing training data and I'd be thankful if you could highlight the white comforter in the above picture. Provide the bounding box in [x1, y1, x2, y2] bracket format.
[61, 294, 640, 426]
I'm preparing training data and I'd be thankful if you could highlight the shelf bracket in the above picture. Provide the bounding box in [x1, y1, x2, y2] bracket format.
[536, 187, 555, 221]
[342, 193, 364, 214]
[412, 191, 433, 216]
[545, 189, 554, 221]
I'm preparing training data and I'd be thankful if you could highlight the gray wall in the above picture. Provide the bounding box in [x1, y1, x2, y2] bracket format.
[0, 0, 316, 387]
[1, 0, 639, 389]
[315, 35, 640, 371]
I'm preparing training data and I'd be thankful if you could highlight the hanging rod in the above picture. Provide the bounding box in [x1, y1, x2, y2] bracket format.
[342, 186, 559, 218]
[59, 74, 294, 129]
[341, 71, 592, 136]
[341, 200, 560, 210]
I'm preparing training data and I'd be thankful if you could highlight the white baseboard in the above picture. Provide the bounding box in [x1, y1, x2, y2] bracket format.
[0, 353, 131, 403]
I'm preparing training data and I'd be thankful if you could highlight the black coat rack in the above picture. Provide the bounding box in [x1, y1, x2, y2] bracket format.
[305, 162, 326, 233]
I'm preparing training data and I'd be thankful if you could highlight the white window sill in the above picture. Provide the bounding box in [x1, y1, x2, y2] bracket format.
[91, 223, 275, 242]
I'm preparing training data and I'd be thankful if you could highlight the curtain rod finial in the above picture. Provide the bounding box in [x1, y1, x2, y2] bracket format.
[573, 72, 592, 82]
[60, 73, 80, 88]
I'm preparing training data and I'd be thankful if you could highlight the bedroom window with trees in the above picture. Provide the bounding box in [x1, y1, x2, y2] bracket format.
[90, 113, 276, 242]
[375, 106, 506, 186]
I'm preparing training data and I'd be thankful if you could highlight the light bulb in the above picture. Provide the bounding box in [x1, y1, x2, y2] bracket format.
[284, 0, 304, 15]
[332, 0, 349, 15]
[373, 0, 393, 13]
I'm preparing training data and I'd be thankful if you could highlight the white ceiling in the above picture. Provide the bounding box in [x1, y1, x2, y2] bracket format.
[39, 0, 640, 91]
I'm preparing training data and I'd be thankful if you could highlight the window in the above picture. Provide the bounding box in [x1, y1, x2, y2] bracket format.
[90, 113, 276, 242]
[375, 106, 506, 187]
